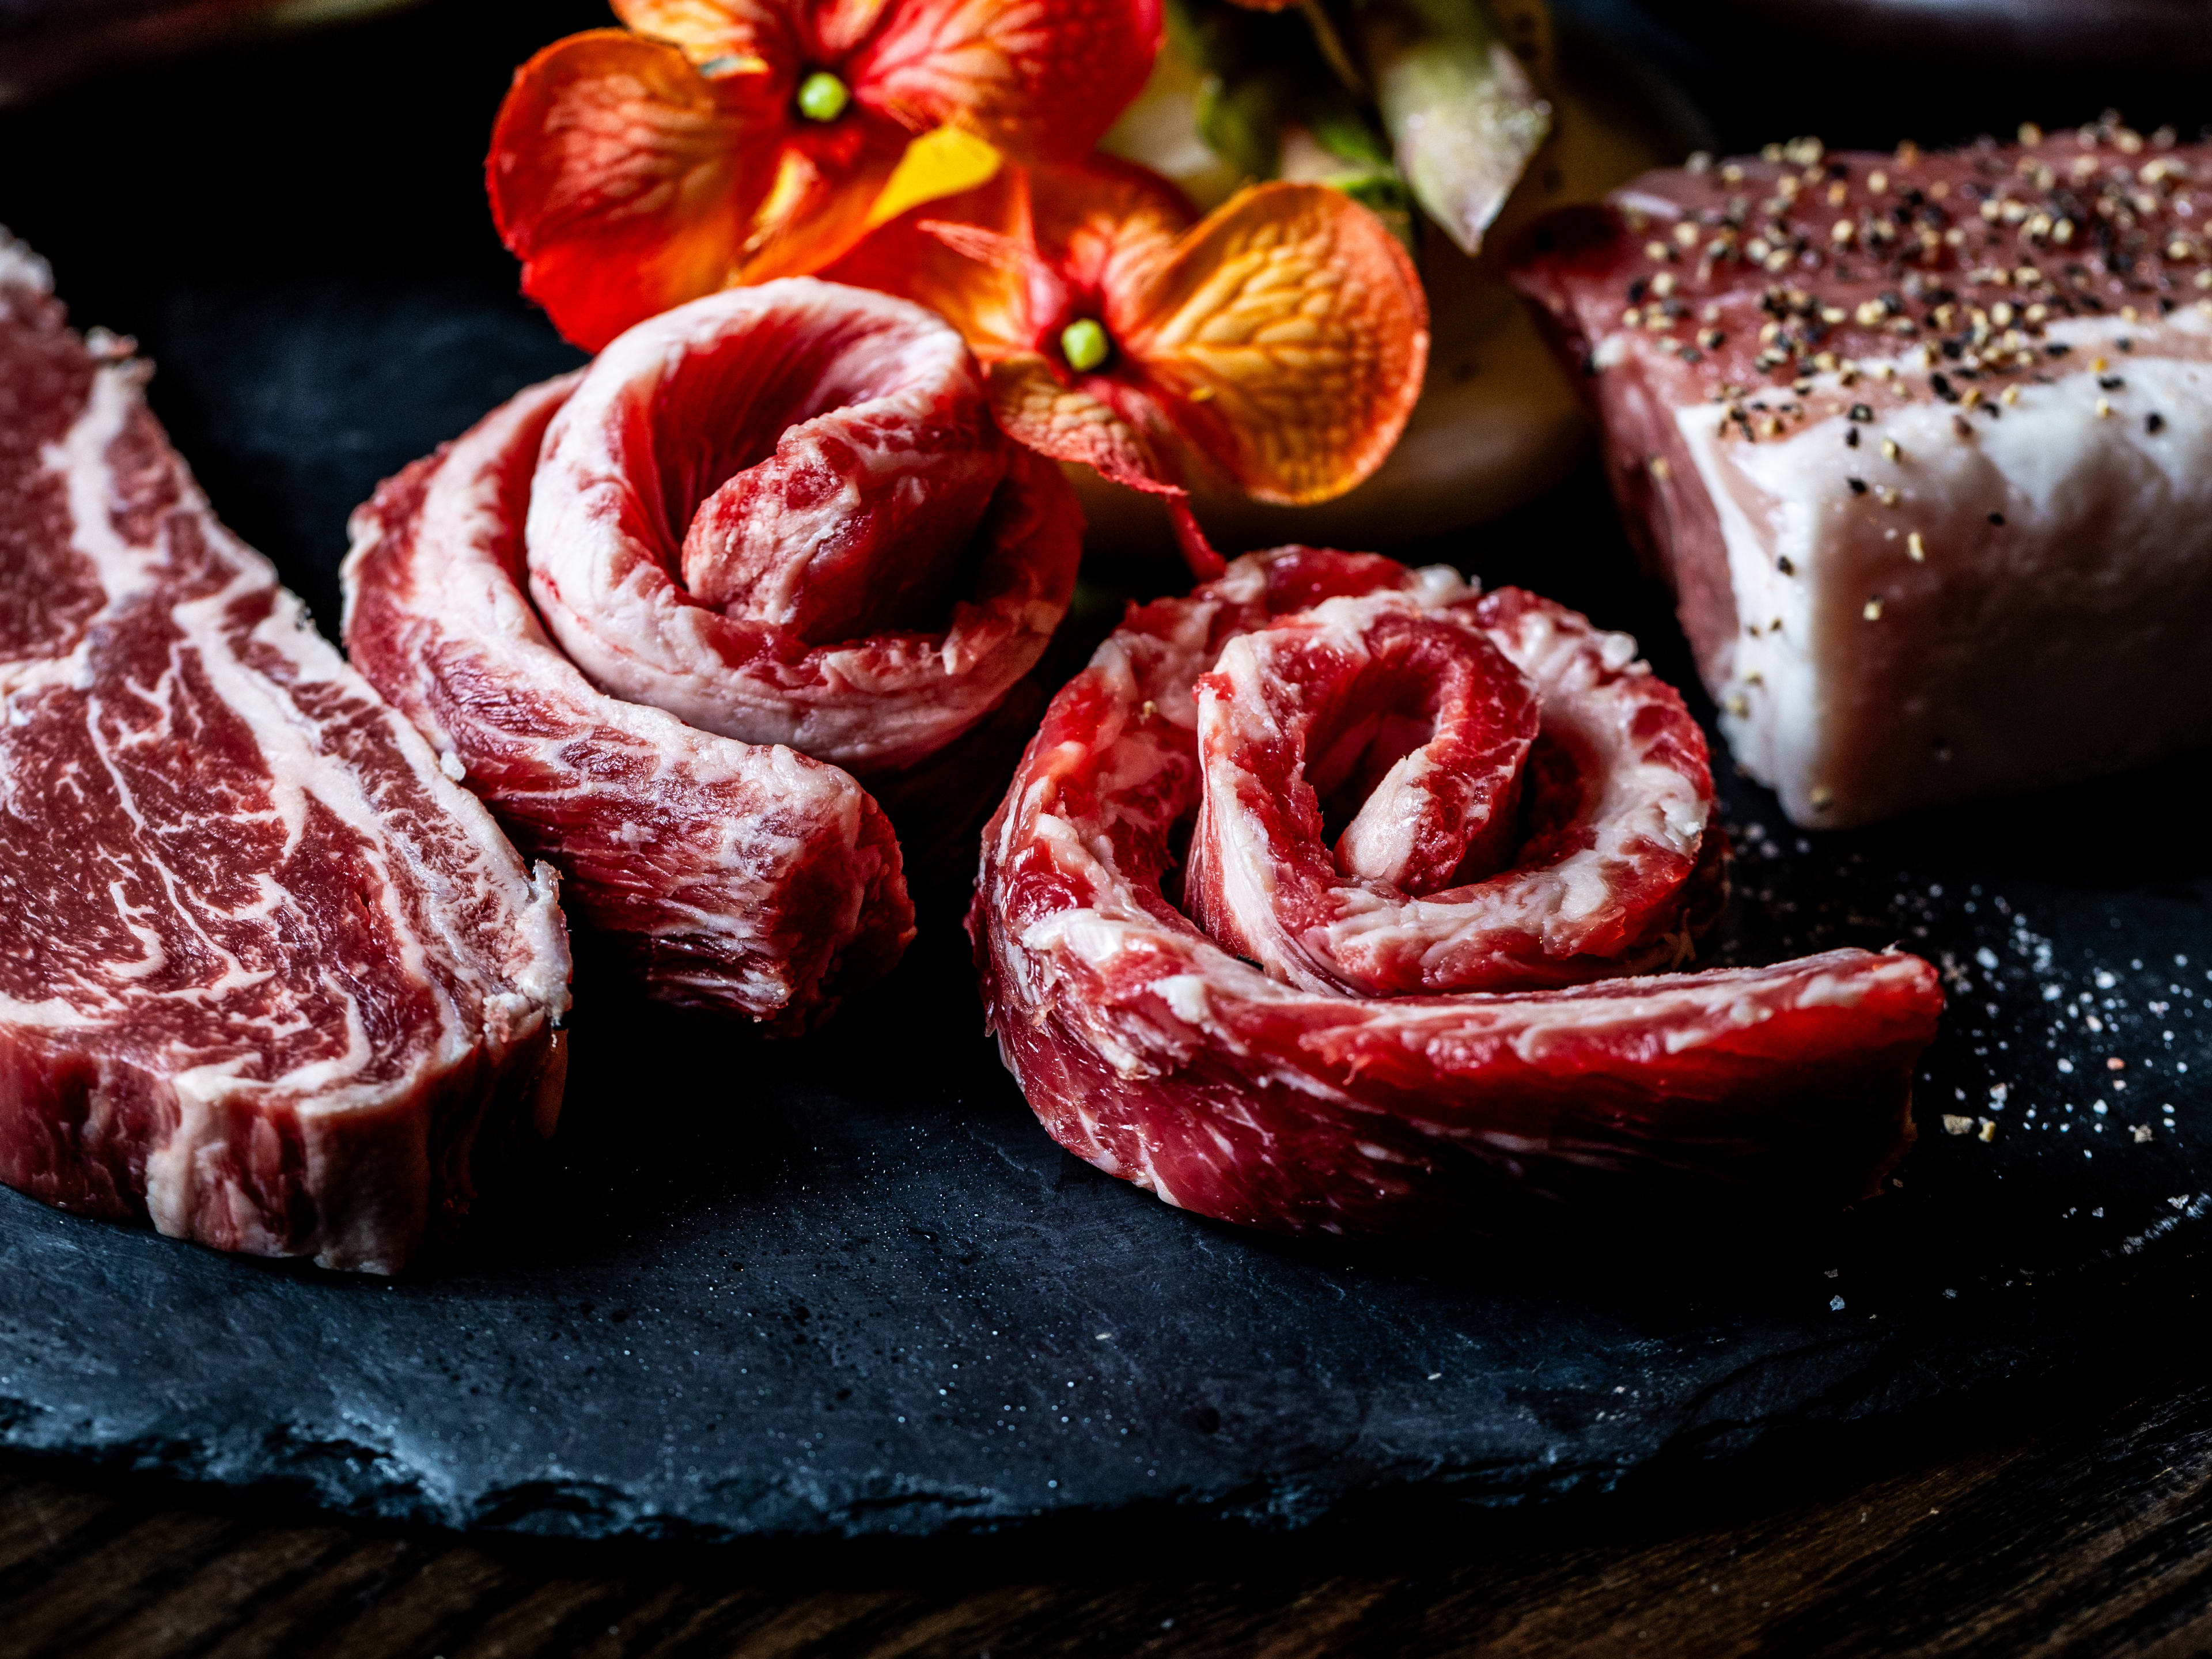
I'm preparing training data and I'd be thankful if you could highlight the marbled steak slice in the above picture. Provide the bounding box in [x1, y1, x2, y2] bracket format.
[0, 228, 569, 1271]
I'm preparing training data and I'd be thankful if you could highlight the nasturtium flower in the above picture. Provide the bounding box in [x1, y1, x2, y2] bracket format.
[488, 0, 1165, 350]
[824, 157, 1430, 573]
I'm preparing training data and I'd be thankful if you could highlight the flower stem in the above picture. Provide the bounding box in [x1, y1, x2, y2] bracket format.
[1298, 0, 1367, 97]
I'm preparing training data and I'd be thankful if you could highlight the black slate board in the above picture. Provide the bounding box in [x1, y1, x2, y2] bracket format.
[1, 0, 2209, 1546]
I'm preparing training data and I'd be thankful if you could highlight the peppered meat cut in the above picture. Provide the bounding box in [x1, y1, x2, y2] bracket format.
[344, 281, 1082, 1027]
[972, 546, 1943, 1236]
[1508, 130, 2212, 827]
[0, 230, 571, 1271]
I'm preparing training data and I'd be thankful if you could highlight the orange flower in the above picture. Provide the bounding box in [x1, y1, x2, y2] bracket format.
[824, 158, 1430, 574]
[488, 0, 1165, 350]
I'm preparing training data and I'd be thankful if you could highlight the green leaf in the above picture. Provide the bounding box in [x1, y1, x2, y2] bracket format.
[1195, 66, 1293, 181]
[1302, 81, 1393, 169]
[1357, 0, 1551, 255]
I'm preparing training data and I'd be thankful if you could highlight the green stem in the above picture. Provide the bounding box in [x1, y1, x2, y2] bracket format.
[1297, 0, 1368, 97]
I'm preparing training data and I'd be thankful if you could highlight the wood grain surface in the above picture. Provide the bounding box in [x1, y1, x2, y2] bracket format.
[7, 1358, 2212, 1657]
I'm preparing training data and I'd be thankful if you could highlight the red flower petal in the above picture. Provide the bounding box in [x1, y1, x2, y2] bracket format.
[1028, 154, 1195, 309]
[823, 166, 1040, 354]
[611, 0, 799, 70]
[734, 128, 912, 282]
[823, 161, 1188, 484]
[848, 0, 1163, 160]
[488, 29, 777, 350]
[828, 157, 1195, 350]
[834, 162, 1452, 578]
[984, 351, 1176, 493]
[981, 354, 1224, 577]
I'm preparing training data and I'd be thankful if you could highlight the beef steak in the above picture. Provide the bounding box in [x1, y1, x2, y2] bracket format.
[0, 229, 570, 1272]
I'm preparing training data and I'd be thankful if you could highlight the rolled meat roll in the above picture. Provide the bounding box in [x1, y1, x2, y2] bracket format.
[972, 547, 1944, 1236]
[346, 280, 1082, 1031]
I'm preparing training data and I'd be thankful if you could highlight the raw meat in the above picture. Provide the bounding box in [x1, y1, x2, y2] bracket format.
[1509, 127, 2212, 827]
[0, 229, 570, 1272]
[1182, 577, 1719, 994]
[346, 281, 1082, 1026]
[971, 546, 1942, 1236]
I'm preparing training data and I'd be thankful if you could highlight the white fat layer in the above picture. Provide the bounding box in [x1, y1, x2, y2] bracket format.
[1675, 308, 2212, 825]
[0, 225, 52, 302]
[1013, 857, 1911, 1085]
[1338, 744, 1437, 885]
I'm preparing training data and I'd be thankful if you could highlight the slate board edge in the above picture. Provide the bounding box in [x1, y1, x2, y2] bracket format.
[5, 1218, 2203, 1548]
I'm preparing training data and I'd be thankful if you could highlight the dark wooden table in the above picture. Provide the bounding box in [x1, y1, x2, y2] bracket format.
[7, 1354, 2212, 1658]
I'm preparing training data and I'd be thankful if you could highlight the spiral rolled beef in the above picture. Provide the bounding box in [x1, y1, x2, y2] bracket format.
[972, 547, 1945, 1234]
[346, 280, 1081, 1030]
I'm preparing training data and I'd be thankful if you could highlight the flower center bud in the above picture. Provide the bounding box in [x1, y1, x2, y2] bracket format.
[1060, 317, 1111, 373]
[795, 70, 850, 122]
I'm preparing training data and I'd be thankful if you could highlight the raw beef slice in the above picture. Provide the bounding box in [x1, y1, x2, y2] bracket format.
[972, 547, 1944, 1238]
[0, 229, 570, 1271]
[344, 281, 1082, 1027]
[1510, 126, 2212, 827]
